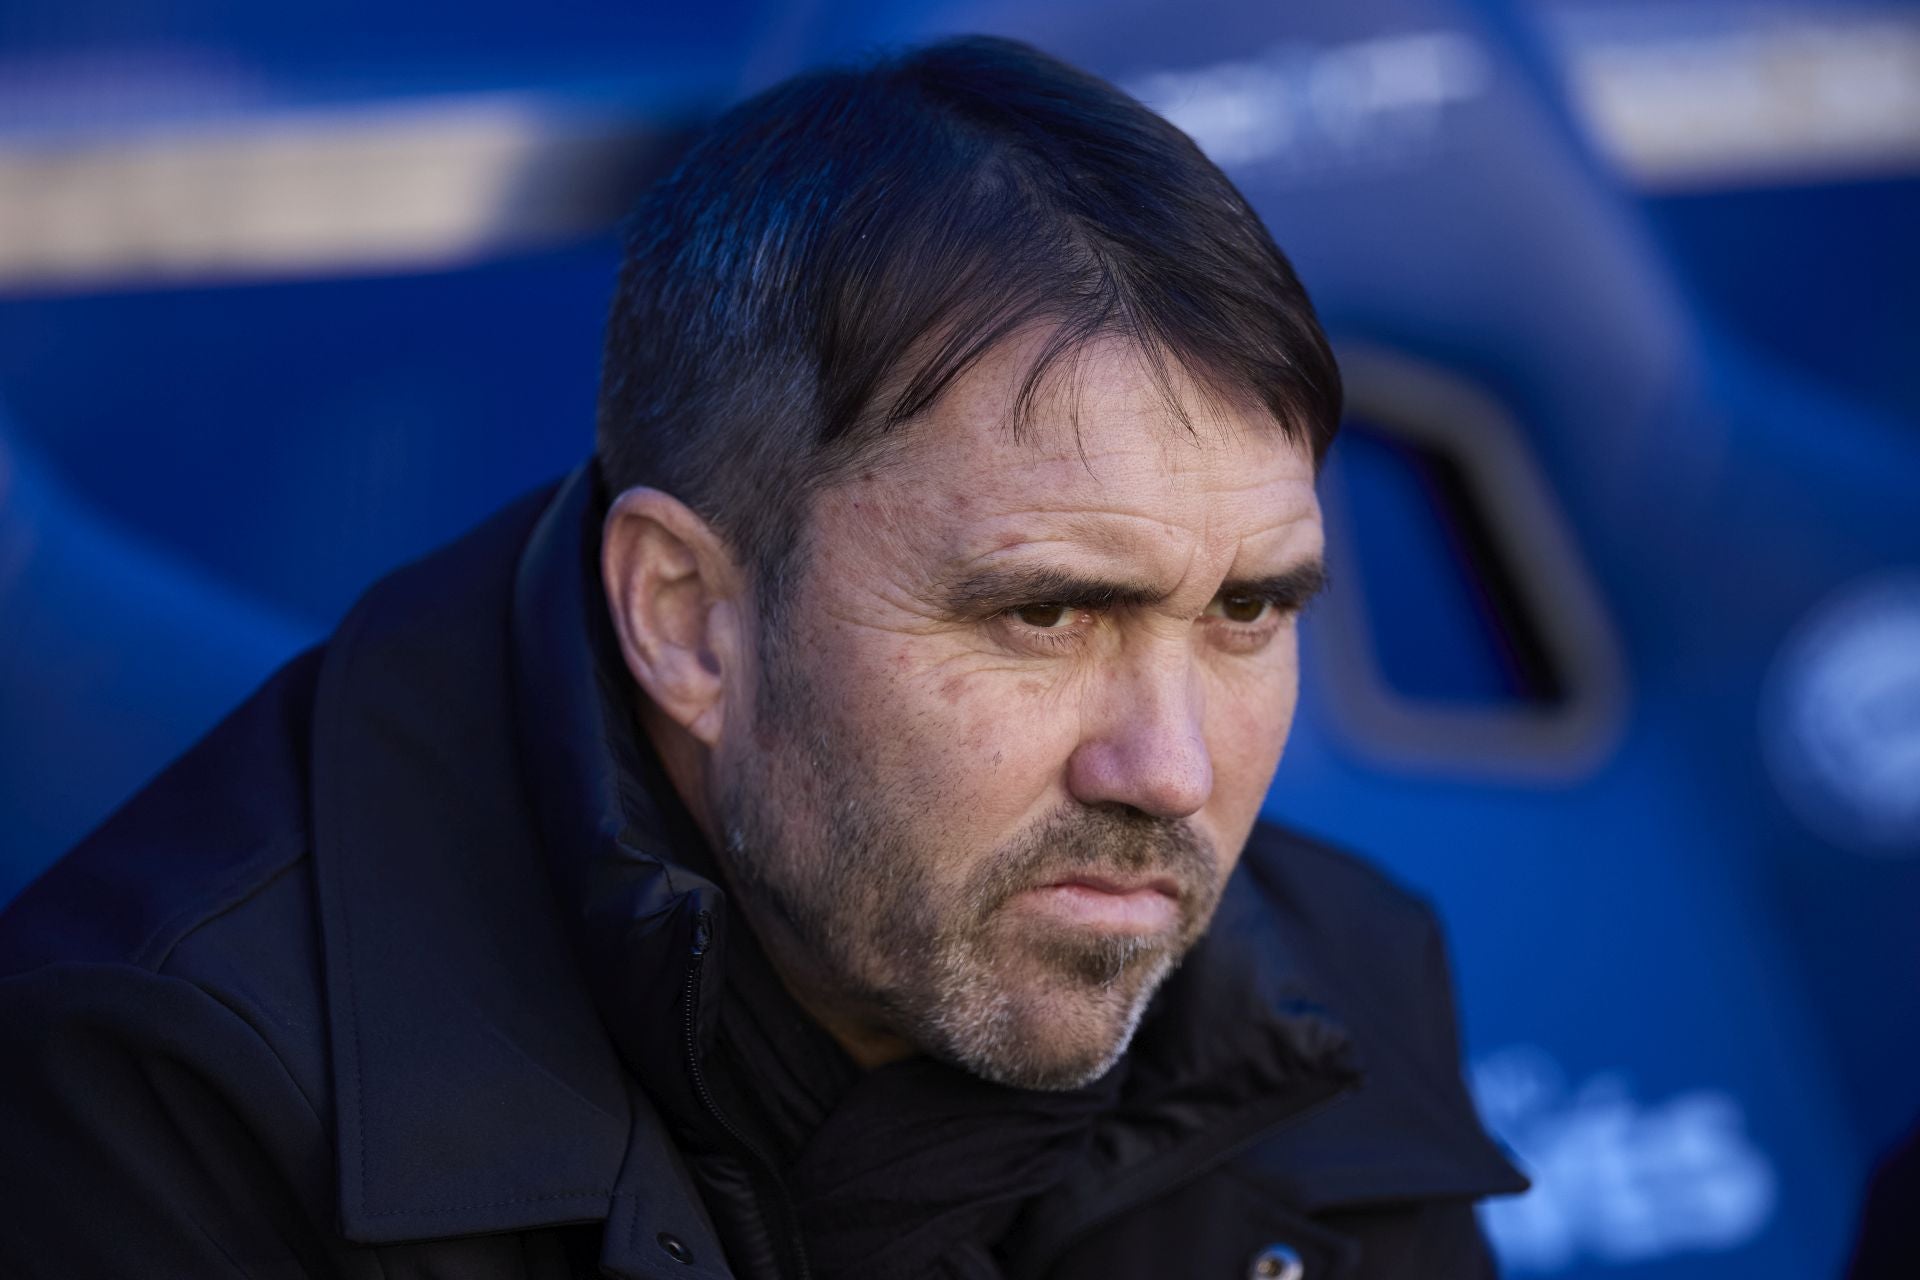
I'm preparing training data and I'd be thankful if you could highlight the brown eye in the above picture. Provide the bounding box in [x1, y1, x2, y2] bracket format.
[1014, 603, 1074, 629]
[1213, 594, 1272, 624]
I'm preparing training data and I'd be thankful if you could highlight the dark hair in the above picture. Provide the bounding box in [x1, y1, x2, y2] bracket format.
[595, 35, 1341, 608]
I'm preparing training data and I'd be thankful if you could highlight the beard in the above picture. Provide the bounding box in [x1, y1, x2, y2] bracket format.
[715, 637, 1226, 1091]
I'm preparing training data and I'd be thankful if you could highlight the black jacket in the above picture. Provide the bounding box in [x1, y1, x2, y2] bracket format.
[0, 467, 1526, 1279]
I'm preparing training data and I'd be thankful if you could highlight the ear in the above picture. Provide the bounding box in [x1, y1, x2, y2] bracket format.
[601, 487, 751, 749]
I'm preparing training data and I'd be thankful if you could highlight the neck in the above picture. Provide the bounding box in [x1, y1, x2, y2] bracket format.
[767, 959, 918, 1070]
[635, 693, 918, 1072]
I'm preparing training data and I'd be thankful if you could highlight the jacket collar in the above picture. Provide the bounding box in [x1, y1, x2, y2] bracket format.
[311, 466, 731, 1278]
[507, 464, 734, 1129]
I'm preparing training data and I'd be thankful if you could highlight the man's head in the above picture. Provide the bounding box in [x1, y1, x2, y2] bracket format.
[598, 38, 1339, 1090]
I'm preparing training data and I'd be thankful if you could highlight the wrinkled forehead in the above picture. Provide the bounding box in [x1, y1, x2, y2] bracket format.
[812, 331, 1322, 580]
[914, 331, 1309, 489]
[907, 328, 1289, 462]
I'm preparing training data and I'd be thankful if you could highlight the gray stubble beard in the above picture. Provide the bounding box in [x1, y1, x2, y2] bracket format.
[718, 639, 1223, 1091]
[721, 660, 1213, 1090]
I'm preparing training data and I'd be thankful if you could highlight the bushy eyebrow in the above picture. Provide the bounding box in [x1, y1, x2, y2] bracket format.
[939, 558, 1328, 617]
[1222, 561, 1329, 611]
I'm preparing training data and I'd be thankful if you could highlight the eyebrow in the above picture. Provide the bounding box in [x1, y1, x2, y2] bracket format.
[938, 558, 1329, 617]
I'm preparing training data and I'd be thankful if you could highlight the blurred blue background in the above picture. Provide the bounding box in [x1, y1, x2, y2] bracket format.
[2, 1, 1917, 1274]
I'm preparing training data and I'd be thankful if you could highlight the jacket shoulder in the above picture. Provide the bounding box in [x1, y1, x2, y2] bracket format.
[0, 646, 334, 1113]
[1232, 819, 1528, 1207]
[0, 959, 349, 1276]
[0, 645, 324, 976]
[1241, 819, 1440, 935]
[0, 641, 347, 1274]
[1237, 819, 1456, 1033]
[1237, 818, 1467, 1102]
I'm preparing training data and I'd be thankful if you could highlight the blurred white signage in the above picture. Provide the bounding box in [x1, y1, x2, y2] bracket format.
[1472, 1046, 1777, 1272]
[1546, 3, 1920, 189]
[1128, 31, 1491, 177]
[1764, 572, 1920, 855]
[0, 63, 667, 288]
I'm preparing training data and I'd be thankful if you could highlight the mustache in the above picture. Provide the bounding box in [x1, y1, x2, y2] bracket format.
[968, 804, 1218, 918]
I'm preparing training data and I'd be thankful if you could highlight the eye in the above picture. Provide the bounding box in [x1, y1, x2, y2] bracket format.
[1208, 592, 1275, 625]
[1013, 602, 1077, 630]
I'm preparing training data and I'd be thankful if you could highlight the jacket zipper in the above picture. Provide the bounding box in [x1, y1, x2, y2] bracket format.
[683, 909, 814, 1280]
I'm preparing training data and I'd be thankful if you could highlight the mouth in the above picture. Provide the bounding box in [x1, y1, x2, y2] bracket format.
[1010, 873, 1183, 933]
[1046, 873, 1181, 898]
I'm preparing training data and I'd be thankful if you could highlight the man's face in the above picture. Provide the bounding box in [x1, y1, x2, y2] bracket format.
[713, 334, 1324, 1090]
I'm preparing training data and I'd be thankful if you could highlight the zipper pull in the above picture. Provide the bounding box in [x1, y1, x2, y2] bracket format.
[690, 909, 713, 957]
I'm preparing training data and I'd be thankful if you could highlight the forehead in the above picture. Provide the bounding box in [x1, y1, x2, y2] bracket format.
[835, 333, 1321, 573]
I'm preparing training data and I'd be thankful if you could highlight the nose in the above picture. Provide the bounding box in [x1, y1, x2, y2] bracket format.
[1065, 651, 1213, 819]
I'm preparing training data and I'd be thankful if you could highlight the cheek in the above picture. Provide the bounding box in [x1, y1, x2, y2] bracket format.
[1202, 641, 1302, 841]
[823, 637, 1079, 831]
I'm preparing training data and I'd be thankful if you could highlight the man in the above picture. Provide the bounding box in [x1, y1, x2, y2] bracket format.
[0, 36, 1524, 1279]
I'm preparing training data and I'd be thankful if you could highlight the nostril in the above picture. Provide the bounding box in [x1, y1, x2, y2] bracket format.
[1066, 737, 1212, 819]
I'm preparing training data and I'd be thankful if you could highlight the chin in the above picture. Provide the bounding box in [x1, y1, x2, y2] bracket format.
[922, 942, 1177, 1091]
